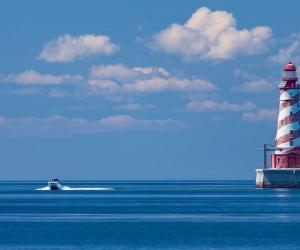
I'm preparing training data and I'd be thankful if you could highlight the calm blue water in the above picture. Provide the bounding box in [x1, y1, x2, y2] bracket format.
[0, 180, 300, 249]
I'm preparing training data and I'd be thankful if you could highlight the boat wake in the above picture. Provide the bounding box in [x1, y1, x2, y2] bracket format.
[36, 186, 113, 191]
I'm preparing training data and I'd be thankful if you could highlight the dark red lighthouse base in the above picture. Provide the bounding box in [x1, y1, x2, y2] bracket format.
[271, 148, 300, 168]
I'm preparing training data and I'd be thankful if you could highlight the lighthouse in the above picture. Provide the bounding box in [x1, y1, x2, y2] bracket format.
[272, 61, 300, 168]
[256, 61, 300, 187]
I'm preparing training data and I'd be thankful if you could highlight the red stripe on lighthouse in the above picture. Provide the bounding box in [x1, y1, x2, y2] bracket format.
[276, 128, 300, 146]
[280, 93, 300, 111]
[277, 110, 300, 130]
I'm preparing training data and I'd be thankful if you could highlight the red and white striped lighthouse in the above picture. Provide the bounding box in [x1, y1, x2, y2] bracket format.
[271, 61, 300, 168]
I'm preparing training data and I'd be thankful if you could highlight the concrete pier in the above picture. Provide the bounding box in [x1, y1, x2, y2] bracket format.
[256, 168, 300, 188]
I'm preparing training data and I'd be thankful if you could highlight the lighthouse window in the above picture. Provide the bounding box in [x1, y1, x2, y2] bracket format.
[290, 111, 293, 115]
[290, 130, 294, 134]
[290, 140, 294, 146]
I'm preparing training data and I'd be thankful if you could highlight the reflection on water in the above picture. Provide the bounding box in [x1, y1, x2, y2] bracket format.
[0, 180, 300, 249]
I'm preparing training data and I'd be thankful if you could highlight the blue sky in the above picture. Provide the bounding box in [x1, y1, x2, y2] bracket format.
[0, 0, 299, 180]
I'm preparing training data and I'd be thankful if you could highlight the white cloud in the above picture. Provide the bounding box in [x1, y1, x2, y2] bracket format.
[124, 77, 216, 92]
[270, 32, 300, 65]
[88, 64, 217, 93]
[49, 89, 67, 98]
[90, 64, 169, 82]
[133, 67, 169, 77]
[0, 87, 69, 98]
[116, 103, 156, 110]
[1, 70, 82, 85]
[232, 69, 275, 93]
[152, 7, 272, 60]
[186, 100, 256, 112]
[242, 109, 278, 121]
[39, 34, 119, 62]
[232, 79, 274, 93]
[233, 69, 257, 80]
[0, 115, 186, 136]
[99, 115, 137, 128]
[0, 87, 44, 96]
[88, 79, 121, 92]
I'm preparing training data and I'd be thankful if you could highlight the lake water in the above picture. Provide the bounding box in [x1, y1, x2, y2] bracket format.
[0, 180, 300, 249]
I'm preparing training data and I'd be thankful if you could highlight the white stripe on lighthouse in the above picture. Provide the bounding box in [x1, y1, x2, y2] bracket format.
[276, 136, 300, 148]
[280, 89, 300, 101]
[277, 103, 300, 122]
[276, 121, 300, 139]
[275, 87, 300, 155]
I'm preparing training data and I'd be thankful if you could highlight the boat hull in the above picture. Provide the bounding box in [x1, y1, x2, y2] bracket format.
[48, 182, 63, 190]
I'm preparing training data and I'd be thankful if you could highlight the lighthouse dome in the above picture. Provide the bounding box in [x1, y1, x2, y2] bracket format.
[281, 61, 298, 85]
[284, 61, 296, 71]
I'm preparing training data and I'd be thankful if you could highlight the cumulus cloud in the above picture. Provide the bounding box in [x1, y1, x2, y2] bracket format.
[0, 115, 186, 136]
[231, 69, 275, 93]
[186, 100, 256, 112]
[242, 109, 278, 121]
[270, 32, 300, 65]
[88, 64, 217, 93]
[116, 103, 156, 110]
[39, 34, 119, 62]
[152, 7, 272, 60]
[90, 64, 169, 82]
[1, 70, 82, 85]
[49, 89, 67, 98]
[123, 77, 216, 92]
[232, 79, 274, 93]
[0, 87, 44, 96]
[88, 79, 121, 92]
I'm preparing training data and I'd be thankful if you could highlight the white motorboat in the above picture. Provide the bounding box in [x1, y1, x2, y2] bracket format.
[48, 178, 63, 190]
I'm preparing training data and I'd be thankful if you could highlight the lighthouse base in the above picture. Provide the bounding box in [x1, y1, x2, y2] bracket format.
[256, 168, 300, 188]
